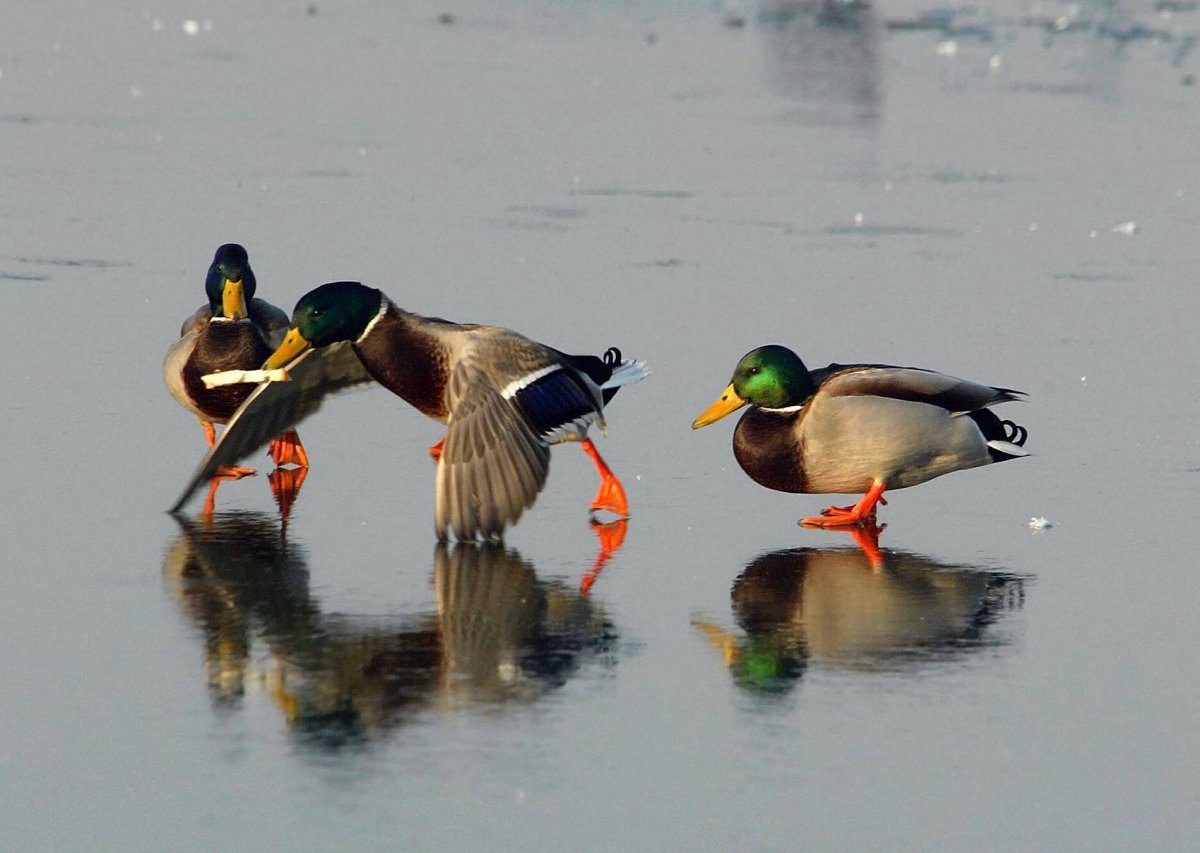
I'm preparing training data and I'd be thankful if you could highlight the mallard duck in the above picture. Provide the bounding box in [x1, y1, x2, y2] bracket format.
[177, 281, 648, 541]
[164, 244, 309, 478]
[692, 345, 1028, 526]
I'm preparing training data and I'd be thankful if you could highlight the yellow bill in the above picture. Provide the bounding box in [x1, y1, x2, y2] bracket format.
[263, 328, 313, 370]
[221, 278, 248, 321]
[692, 384, 747, 429]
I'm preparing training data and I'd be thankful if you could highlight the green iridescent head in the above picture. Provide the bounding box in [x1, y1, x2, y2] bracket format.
[289, 281, 383, 347]
[205, 243, 256, 320]
[693, 345, 815, 428]
[728, 345, 814, 407]
[262, 281, 383, 370]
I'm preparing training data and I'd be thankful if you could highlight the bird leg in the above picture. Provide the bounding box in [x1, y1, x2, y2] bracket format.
[268, 430, 309, 468]
[203, 421, 256, 479]
[428, 435, 445, 463]
[580, 438, 629, 518]
[800, 481, 888, 528]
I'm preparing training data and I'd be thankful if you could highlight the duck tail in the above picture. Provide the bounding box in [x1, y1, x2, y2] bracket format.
[566, 348, 649, 405]
[602, 354, 651, 391]
[967, 409, 1030, 462]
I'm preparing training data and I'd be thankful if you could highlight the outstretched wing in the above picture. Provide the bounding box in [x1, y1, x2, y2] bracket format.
[815, 364, 1024, 413]
[170, 341, 373, 512]
[435, 360, 551, 541]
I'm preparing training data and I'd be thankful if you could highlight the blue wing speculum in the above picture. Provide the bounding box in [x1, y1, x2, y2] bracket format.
[504, 365, 602, 443]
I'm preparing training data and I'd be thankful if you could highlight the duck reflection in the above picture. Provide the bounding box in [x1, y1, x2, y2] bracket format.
[694, 539, 1024, 696]
[163, 513, 616, 747]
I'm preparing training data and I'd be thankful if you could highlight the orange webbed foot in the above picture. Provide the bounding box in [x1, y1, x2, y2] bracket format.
[799, 482, 888, 529]
[580, 438, 630, 518]
[268, 430, 309, 468]
[428, 436, 445, 464]
[589, 473, 629, 518]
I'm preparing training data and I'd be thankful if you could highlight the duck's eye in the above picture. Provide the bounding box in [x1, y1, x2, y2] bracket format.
[748, 367, 760, 376]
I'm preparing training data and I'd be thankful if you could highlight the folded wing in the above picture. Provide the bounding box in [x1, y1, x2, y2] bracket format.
[815, 364, 1024, 413]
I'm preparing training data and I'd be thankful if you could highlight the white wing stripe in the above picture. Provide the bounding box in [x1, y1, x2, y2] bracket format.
[500, 364, 561, 399]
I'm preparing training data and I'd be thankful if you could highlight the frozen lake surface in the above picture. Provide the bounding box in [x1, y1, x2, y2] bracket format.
[3, 0, 1199, 849]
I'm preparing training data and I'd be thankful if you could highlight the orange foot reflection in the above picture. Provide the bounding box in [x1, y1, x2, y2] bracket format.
[799, 515, 888, 571]
[269, 466, 309, 527]
[580, 518, 629, 596]
[846, 518, 887, 571]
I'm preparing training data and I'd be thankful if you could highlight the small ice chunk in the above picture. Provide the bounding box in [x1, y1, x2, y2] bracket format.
[853, 211, 864, 226]
[183, 19, 200, 35]
[1028, 517, 1053, 530]
[989, 54, 1003, 70]
[937, 40, 958, 56]
[1112, 221, 1139, 235]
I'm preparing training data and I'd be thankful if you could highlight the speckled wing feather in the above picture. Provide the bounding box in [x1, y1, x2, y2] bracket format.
[179, 304, 213, 337]
[169, 340, 373, 512]
[435, 360, 551, 541]
[814, 365, 1024, 413]
[248, 298, 291, 348]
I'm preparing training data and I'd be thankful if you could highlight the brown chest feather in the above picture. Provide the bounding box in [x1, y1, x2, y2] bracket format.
[733, 408, 807, 493]
[353, 316, 451, 420]
[183, 322, 273, 421]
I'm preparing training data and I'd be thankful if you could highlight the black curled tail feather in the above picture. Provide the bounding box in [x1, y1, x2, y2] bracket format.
[967, 409, 1030, 462]
[565, 352, 613, 386]
[566, 347, 627, 404]
[1001, 419, 1028, 446]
